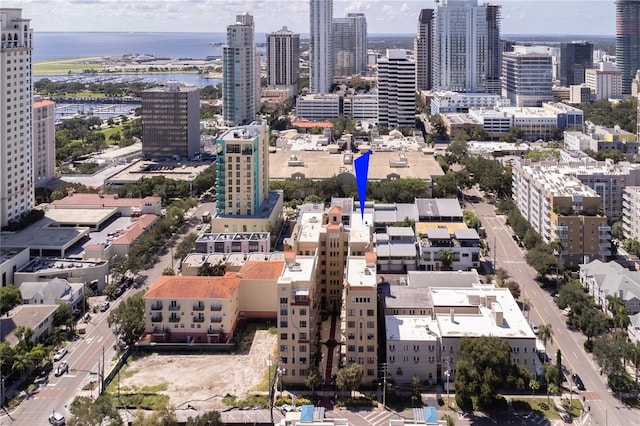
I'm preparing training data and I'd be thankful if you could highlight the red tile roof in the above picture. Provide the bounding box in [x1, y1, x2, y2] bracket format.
[292, 118, 334, 128]
[144, 274, 241, 300]
[328, 206, 342, 214]
[238, 261, 284, 280]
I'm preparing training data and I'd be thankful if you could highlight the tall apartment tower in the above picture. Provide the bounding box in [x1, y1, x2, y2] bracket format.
[559, 42, 593, 86]
[333, 13, 367, 77]
[310, 0, 333, 93]
[502, 51, 553, 107]
[0, 9, 34, 227]
[33, 98, 56, 187]
[615, 0, 640, 94]
[414, 9, 434, 91]
[484, 4, 502, 94]
[377, 49, 416, 128]
[266, 26, 300, 92]
[432, 0, 489, 93]
[223, 13, 257, 125]
[215, 122, 270, 218]
[141, 83, 200, 160]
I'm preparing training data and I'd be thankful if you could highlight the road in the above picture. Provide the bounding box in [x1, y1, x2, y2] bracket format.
[0, 203, 212, 425]
[464, 186, 637, 426]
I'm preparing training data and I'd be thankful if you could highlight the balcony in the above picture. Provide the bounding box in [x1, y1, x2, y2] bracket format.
[151, 314, 163, 323]
[211, 303, 222, 311]
[193, 316, 205, 323]
[193, 303, 205, 311]
[169, 316, 180, 323]
[150, 302, 163, 311]
[207, 327, 223, 335]
[168, 304, 180, 312]
[211, 316, 222, 323]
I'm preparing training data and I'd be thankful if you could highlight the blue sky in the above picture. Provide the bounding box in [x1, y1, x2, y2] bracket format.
[13, 0, 615, 35]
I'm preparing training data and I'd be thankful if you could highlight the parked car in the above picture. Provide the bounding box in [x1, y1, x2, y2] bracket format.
[54, 361, 69, 377]
[99, 301, 110, 312]
[48, 411, 65, 425]
[530, 322, 540, 334]
[53, 347, 68, 361]
[572, 373, 586, 390]
[562, 307, 573, 316]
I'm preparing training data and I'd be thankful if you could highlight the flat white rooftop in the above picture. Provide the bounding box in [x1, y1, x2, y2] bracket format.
[281, 256, 316, 283]
[386, 315, 439, 342]
[346, 256, 377, 288]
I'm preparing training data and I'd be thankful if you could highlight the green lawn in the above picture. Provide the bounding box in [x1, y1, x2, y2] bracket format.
[34, 57, 103, 75]
[99, 124, 124, 143]
[512, 397, 583, 419]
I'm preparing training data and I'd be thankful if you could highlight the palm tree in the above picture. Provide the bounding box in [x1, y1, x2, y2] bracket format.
[438, 249, 454, 271]
[529, 379, 540, 396]
[607, 295, 630, 331]
[628, 340, 640, 389]
[538, 324, 553, 356]
[12, 352, 34, 380]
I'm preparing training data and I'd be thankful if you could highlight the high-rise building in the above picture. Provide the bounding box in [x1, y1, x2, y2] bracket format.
[215, 122, 270, 218]
[333, 12, 367, 77]
[432, 0, 490, 93]
[559, 42, 593, 86]
[414, 9, 434, 91]
[266, 26, 300, 92]
[585, 62, 623, 100]
[502, 51, 553, 107]
[484, 4, 502, 94]
[615, 0, 640, 94]
[377, 49, 416, 128]
[223, 13, 257, 125]
[1, 8, 34, 227]
[141, 83, 200, 160]
[310, 0, 333, 93]
[33, 98, 56, 187]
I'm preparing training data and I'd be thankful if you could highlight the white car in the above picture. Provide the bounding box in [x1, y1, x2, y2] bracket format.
[48, 411, 65, 425]
[55, 361, 69, 377]
[53, 347, 68, 361]
[530, 323, 540, 334]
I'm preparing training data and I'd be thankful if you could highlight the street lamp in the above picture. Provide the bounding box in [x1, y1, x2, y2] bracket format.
[444, 370, 450, 409]
[277, 366, 286, 401]
[267, 356, 274, 423]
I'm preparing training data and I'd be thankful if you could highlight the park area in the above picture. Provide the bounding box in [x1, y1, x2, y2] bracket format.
[111, 326, 277, 410]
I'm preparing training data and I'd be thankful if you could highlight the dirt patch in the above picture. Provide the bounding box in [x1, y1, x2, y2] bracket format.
[120, 329, 276, 410]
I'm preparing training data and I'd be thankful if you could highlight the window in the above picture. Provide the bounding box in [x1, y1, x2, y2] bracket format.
[280, 345, 288, 352]
[280, 333, 287, 340]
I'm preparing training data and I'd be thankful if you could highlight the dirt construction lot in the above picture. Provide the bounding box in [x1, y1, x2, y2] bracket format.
[120, 329, 276, 410]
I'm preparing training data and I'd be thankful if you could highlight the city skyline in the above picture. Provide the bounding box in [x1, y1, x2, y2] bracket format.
[13, 0, 616, 36]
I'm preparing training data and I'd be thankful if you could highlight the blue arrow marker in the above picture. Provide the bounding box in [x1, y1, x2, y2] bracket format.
[354, 151, 371, 220]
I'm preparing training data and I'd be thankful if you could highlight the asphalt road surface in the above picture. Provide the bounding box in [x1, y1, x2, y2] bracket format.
[464, 186, 637, 426]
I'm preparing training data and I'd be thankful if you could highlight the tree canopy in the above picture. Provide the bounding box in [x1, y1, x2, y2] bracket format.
[108, 291, 145, 346]
[336, 363, 363, 397]
[0, 285, 22, 314]
[454, 336, 530, 411]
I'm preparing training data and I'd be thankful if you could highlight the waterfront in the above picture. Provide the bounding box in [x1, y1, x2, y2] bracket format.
[35, 72, 221, 88]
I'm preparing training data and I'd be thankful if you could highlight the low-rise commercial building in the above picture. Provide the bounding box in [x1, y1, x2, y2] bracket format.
[430, 91, 510, 115]
[295, 94, 341, 120]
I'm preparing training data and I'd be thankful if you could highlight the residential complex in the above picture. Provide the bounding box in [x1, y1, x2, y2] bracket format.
[0, 8, 34, 227]
[214, 122, 283, 233]
[295, 93, 340, 120]
[33, 98, 56, 187]
[223, 13, 258, 125]
[266, 26, 300, 95]
[585, 62, 623, 100]
[565, 125, 638, 155]
[432, 0, 491, 93]
[309, 0, 333, 93]
[377, 49, 416, 128]
[501, 51, 553, 107]
[414, 9, 434, 91]
[430, 91, 510, 115]
[580, 259, 640, 316]
[141, 83, 200, 160]
[512, 160, 611, 267]
[333, 13, 367, 77]
[615, 0, 640, 93]
[623, 186, 640, 240]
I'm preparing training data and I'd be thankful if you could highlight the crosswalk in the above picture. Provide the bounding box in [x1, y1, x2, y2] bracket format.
[361, 409, 395, 426]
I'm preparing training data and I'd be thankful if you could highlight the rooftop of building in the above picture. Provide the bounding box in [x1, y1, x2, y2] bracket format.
[17, 257, 107, 273]
[218, 123, 264, 141]
[407, 270, 481, 288]
[0, 217, 89, 251]
[0, 305, 59, 346]
[385, 315, 440, 342]
[517, 158, 640, 177]
[281, 256, 316, 284]
[345, 255, 377, 288]
[431, 285, 535, 339]
[269, 150, 444, 181]
[144, 274, 241, 300]
[51, 193, 161, 208]
[143, 83, 199, 93]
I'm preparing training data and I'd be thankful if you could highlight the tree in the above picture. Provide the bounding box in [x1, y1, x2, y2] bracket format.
[305, 366, 322, 394]
[607, 295, 631, 331]
[446, 138, 468, 164]
[529, 379, 540, 396]
[68, 395, 123, 426]
[198, 261, 226, 277]
[555, 349, 563, 387]
[12, 351, 34, 380]
[538, 324, 553, 354]
[174, 232, 198, 262]
[611, 221, 625, 240]
[411, 376, 422, 407]
[162, 267, 176, 276]
[104, 283, 118, 300]
[495, 267, 509, 284]
[108, 291, 145, 346]
[53, 303, 74, 329]
[437, 249, 454, 271]
[336, 363, 363, 397]
[592, 331, 628, 377]
[454, 336, 530, 410]
[186, 410, 223, 426]
[132, 400, 178, 426]
[0, 285, 22, 314]
[505, 281, 521, 300]
[463, 210, 481, 230]
[525, 244, 560, 277]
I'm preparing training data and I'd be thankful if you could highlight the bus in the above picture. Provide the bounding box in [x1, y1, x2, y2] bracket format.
[202, 211, 212, 223]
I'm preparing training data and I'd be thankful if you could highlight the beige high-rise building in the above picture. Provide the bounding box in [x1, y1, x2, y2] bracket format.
[33, 98, 56, 187]
[1, 8, 34, 227]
